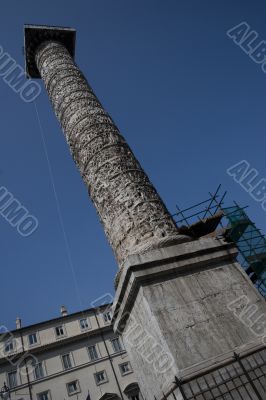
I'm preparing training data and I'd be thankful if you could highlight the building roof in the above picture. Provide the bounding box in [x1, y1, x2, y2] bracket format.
[0, 303, 112, 336]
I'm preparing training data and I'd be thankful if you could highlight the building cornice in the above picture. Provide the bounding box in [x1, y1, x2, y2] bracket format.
[0, 303, 112, 337]
[7, 350, 127, 393]
[0, 324, 114, 365]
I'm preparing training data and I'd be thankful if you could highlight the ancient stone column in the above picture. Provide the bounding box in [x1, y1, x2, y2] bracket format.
[24, 25, 266, 400]
[24, 25, 188, 268]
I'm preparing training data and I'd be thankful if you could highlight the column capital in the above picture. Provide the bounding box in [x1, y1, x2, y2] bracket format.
[24, 24, 76, 78]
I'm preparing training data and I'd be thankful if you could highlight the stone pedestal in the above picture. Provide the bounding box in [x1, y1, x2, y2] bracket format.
[112, 238, 266, 400]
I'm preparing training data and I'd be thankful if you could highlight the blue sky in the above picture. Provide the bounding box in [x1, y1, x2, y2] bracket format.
[0, 0, 266, 329]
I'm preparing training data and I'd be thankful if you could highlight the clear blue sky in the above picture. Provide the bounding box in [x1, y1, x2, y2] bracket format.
[0, 0, 266, 329]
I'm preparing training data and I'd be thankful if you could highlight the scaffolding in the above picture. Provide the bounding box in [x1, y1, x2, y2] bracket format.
[173, 185, 266, 298]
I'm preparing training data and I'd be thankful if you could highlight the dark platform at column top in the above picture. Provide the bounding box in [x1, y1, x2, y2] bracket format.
[24, 24, 76, 78]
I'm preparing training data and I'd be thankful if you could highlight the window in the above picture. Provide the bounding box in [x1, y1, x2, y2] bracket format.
[37, 391, 50, 400]
[79, 318, 90, 330]
[5, 340, 14, 353]
[102, 310, 112, 324]
[88, 345, 99, 361]
[124, 383, 140, 400]
[8, 371, 17, 388]
[67, 380, 80, 395]
[94, 370, 108, 385]
[119, 362, 132, 375]
[55, 325, 65, 338]
[111, 338, 122, 353]
[28, 333, 38, 346]
[62, 353, 73, 370]
[34, 362, 45, 380]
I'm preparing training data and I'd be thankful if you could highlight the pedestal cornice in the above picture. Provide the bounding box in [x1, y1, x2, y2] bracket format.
[113, 238, 238, 333]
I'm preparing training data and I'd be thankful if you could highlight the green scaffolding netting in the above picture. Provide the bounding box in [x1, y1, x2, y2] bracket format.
[223, 205, 266, 297]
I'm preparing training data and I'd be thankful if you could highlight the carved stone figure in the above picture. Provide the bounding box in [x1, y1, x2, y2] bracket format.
[25, 26, 189, 268]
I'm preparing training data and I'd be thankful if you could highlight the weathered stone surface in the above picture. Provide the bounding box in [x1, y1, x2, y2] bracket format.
[35, 41, 189, 267]
[113, 238, 266, 400]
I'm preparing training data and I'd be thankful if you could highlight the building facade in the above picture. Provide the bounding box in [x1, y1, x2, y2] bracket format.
[0, 305, 141, 400]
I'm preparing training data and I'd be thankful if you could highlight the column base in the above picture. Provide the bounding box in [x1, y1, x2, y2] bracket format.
[112, 238, 266, 400]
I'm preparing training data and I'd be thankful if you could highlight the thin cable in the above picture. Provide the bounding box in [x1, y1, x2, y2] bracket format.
[33, 100, 84, 311]
[32, 102, 118, 396]
[34, 99, 112, 347]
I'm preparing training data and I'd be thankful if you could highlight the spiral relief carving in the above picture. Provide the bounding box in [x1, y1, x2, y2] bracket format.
[35, 41, 189, 267]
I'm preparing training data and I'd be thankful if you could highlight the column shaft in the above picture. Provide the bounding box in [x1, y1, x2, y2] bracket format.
[35, 41, 187, 266]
